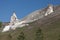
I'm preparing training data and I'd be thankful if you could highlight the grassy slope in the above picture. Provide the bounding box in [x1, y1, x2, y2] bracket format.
[0, 14, 60, 40]
[0, 6, 60, 40]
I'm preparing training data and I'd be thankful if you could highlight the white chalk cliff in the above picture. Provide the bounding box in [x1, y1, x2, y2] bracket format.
[2, 12, 29, 32]
[45, 5, 53, 16]
[2, 5, 54, 32]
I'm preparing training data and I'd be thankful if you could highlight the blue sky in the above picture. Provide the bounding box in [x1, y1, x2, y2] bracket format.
[0, 0, 60, 22]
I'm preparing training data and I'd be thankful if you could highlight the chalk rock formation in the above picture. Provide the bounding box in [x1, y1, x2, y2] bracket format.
[2, 12, 19, 32]
[9, 12, 19, 25]
[45, 5, 54, 16]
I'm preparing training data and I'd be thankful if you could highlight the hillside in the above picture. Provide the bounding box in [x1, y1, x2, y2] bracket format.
[0, 5, 60, 40]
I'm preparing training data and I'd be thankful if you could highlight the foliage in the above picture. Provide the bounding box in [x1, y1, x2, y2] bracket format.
[8, 34, 12, 38]
[58, 35, 60, 40]
[0, 21, 2, 27]
[17, 32, 25, 40]
[7, 34, 12, 40]
[35, 28, 43, 40]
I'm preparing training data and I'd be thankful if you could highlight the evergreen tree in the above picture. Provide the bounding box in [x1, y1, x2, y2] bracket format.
[58, 35, 60, 40]
[8, 34, 12, 40]
[17, 32, 25, 40]
[0, 21, 2, 28]
[35, 28, 43, 40]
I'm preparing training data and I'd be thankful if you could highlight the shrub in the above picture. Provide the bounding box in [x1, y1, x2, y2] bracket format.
[35, 28, 43, 40]
[0, 21, 2, 28]
[17, 32, 25, 40]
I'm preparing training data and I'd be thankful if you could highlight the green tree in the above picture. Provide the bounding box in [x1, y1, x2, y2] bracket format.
[58, 35, 60, 40]
[8, 34, 12, 38]
[17, 32, 25, 40]
[0, 21, 2, 28]
[35, 28, 43, 40]
[8, 34, 12, 40]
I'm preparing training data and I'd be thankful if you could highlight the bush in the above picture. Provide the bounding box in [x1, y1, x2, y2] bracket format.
[35, 28, 43, 40]
[17, 32, 25, 40]
[8, 34, 12, 38]
[0, 21, 2, 28]
[58, 35, 60, 40]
